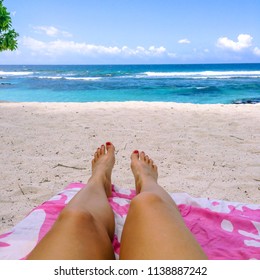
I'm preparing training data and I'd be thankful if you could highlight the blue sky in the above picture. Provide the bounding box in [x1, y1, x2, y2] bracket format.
[1, 0, 260, 64]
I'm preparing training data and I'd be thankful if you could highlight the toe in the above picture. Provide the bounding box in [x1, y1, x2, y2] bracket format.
[131, 150, 139, 160]
[100, 144, 105, 155]
[106, 142, 115, 153]
[140, 151, 145, 161]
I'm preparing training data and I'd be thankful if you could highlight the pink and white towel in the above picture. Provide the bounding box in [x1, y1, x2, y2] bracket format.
[1, 182, 260, 260]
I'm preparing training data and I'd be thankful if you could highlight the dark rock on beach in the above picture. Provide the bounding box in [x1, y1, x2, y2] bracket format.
[233, 98, 260, 104]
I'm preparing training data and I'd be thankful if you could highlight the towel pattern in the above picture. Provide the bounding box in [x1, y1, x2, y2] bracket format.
[1, 182, 260, 260]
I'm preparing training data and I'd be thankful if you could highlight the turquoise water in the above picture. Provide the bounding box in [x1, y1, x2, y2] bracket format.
[0, 64, 260, 104]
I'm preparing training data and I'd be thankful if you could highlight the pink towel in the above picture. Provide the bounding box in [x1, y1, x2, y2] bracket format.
[1, 182, 260, 259]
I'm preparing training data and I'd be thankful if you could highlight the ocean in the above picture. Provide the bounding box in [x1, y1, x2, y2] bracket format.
[0, 64, 260, 104]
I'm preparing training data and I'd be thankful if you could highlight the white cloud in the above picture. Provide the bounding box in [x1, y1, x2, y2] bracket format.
[148, 46, 167, 55]
[114, 45, 169, 57]
[22, 37, 115, 56]
[33, 26, 72, 38]
[21, 36, 175, 59]
[178, 39, 191, 44]
[253, 47, 260, 56]
[217, 34, 253, 51]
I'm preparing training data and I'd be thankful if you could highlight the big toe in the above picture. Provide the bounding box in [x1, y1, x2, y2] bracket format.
[106, 142, 115, 153]
[131, 150, 139, 161]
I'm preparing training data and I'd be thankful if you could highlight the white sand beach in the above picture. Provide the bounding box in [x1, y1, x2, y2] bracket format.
[0, 102, 260, 234]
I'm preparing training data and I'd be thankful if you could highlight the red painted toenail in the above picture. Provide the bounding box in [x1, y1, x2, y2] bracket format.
[106, 142, 112, 145]
[133, 150, 139, 154]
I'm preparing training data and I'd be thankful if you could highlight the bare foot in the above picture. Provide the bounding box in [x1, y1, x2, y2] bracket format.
[88, 142, 115, 197]
[130, 150, 158, 194]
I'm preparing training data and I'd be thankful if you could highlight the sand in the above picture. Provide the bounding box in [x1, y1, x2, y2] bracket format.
[0, 102, 260, 234]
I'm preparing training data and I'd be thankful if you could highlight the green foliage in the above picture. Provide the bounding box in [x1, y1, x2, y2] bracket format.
[0, 0, 18, 51]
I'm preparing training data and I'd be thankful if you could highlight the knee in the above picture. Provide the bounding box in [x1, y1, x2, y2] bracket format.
[130, 192, 164, 210]
[58, 208, 97, 228]
[57, 208, 114, 243]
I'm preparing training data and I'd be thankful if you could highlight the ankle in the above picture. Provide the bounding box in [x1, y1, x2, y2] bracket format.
[136, 177, 159, 193]
[87, 176, 112, 197]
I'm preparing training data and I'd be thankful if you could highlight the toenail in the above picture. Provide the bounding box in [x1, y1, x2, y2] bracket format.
[133, 150, 139, 154]
[106, 142, 112, 146]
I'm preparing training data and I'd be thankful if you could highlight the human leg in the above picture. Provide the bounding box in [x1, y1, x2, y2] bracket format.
[119, 151, 207, 260]
[27, 142, 116, 260]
